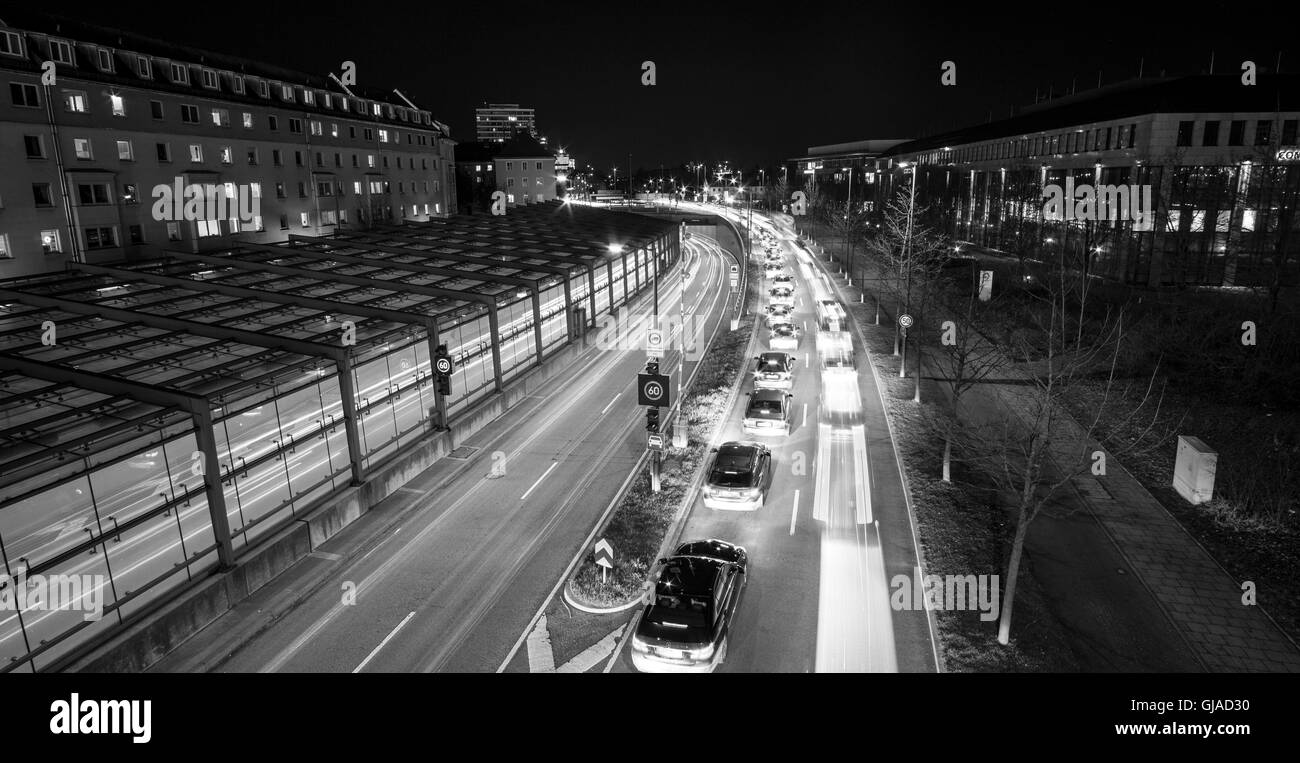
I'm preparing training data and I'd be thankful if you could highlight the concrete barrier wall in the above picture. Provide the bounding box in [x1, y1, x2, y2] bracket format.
[60, 286, 642, 672]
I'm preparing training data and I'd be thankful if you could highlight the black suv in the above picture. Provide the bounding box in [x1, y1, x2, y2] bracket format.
[702, 441, 773, 511]
[630, 539, 748, 673]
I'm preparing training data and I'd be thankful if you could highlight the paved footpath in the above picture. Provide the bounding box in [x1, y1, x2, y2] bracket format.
[803, 232, 1300, 672]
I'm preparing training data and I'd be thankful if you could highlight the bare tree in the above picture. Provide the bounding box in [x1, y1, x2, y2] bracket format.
[959, 262, 1176, 645]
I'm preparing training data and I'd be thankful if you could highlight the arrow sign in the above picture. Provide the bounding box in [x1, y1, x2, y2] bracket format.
[594, 538, 615, 583]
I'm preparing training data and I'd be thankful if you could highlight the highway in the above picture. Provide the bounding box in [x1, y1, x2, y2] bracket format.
[147, 236, 734, 672]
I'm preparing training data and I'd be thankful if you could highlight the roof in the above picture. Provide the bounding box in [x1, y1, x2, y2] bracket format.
[657, 556, 724, 597]
[0, 10, 448, 133]
[883, 74, 1300, 158]
[493, 133, 552, 159]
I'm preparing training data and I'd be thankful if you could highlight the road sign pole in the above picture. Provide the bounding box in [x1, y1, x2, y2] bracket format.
[651, 450, 661, 492]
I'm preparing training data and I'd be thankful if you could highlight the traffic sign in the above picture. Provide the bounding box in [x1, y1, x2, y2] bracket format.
[637, 373, 670, 406]
[645, 327, 666, 357]
[898, 314, 914, 329]
[594, 538, 615, 583]
[435, 356, 453, 375]
[647, 432, 665, 451]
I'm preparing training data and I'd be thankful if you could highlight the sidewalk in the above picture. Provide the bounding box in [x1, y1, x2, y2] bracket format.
[802, 233, 1300, 672]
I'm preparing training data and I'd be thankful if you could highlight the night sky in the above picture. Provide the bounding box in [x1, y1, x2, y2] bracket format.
[66, 2, 1297, 174]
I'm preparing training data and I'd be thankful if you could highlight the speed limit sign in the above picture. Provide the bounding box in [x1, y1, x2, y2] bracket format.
[435, 357, 453, 375]
[898, 314, 914, 329]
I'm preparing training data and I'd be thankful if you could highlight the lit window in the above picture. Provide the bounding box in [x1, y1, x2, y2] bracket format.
[301, 212, 310, 227]
[220, 146, 233, 164]
[281, 84, 294, 100]
[116, 140, 133, 160]
[211, 108, 230, 127]
[303, 89, 315, 105]
[367, 154, 376, 168]
[63, 91, 88, 113]
[1241, 209, 1256, 232]
[242, 112, 254, 128]
[167, 222, 181, 240]
[330, 123, 339, 137]
[189, 144, 203, 162]
[379, 129, 389, 143]
[197, 220, 221, 237]
[310, 120, 322, 136]
[41, 229, 62, 253]
[353, 181, 362, 194]
[0, 233, 10, 258]
[73, 138, 93, 159]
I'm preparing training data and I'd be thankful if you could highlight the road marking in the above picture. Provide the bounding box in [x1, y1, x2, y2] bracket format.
[803, 403, 808, 428]
[600, 393, 620, 415]
[352, 611, 415, 673]
[309, 551, 342, 562]
[790, 488, 801, 535]
[526, 615, 556, 673]
[521, 462, 559, 501]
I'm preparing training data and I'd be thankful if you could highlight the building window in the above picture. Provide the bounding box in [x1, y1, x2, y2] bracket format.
[170, 63, 188, 84]
[156, 142, 171, 161]
[508, 178, 515, 187]
[10, 82, 39, 107]
[85, 226, 117, 249]
[1, 30, 23, 57]
[33, 183, 54, 207]
[150, 99, 164, 119]
[298, 181, 307, 198]
[289, 118, 303, 134]
[97, 48, 114, 72]
[302, 89, 315, 105]
[189, 144, 203, 162]
[311, 120, 322, 136]
[220, 146, 233, 164]
[275, 182, 285, 198]
[77, 183, 110, 205]
[352, 154, 359, 168]
[1282, 120, 1298, 145]
[331, 123, 339, 138]
[294, 150, 304, 167]
[50, 39, 74, 65]
[242, 112, 254, 129]
[247, 147, 259, 165]
[129, 224, 144, 244]
[301, 212, 310, 227]
[349, 125, 357, 139]
[73, 138, 93, 159]
[315, 151, 323, 166]
[379, 129, 389, 143]
[1255, 120, 1273, 146]
[334, 152, 342, 167]
[123, 183, 138, 204]
[363, 128, 373, 141]
[41, 229, 62, 253]
[257, 80, 269, 98]
[1228, 120, 1246, 146]
[167, 222, 181, 240]
[0, 233, 11, 258]
[322, 210, 337, 225]
[272, 149, 283, 166]
[279, 214, 289, 230]
[382, 156, 389, 168]
[109, 93, 125, 116]
[197, 219, 221, 237]
[181, 104, 199, 123]
[317, 181, 332, 197]
[367, 154, 376, 168]
[507, 162, 514, 171]
[117, 139, 133, 160]
[212, 108, 229, 126]
[268, 115, 279, 131]
[1202, 120, 1220, 147]
[63, 90, 88, 113]
[281, 84, 294, 101]
[339, 209, 348, 223]
[23, 134, 45, 158]
[353, 181, 362, 194]
[137, 56, 151, 78]
[201, 69, 218, 89]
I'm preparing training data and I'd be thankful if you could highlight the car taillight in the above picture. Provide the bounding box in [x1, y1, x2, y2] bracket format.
[685, 642, 715, 660]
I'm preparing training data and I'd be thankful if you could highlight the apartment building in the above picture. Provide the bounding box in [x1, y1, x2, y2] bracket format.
[454, 134, 557, 213]
[0, 13, 457, 279]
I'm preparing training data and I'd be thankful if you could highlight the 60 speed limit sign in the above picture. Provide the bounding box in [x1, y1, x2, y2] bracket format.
[637, 373, 670, 406]
[435, 357, 453, 375]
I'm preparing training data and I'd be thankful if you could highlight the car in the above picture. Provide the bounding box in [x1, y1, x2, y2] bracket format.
[765, 304, 793, 327]
[629, 542, 748, 673]
[702, 441, 773, 511]
[769, 322, 800, 350]
[763, 265, 785, 279]
[742, 388, 793, 436]
[769, 287, 795, 308]
[752, 351, 795, 390]
[773, 273, 795, 288]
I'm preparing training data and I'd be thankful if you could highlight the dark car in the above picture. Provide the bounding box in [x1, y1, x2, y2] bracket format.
[702, 441, 773, 511]
[631, 543, 748, 673]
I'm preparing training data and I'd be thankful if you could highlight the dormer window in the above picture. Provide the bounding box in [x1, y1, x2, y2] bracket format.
[136, 56, 151, 78]
[231, 76, 245, 94]
[0, 30, 23, 58]
[281, 84, 294, 101]
[302, 89, 315, 105]
[97, 48, 113, 72]
[50, 39, 74, 65]
[170, 63, 189, 84]
[201, 69, 218, 89]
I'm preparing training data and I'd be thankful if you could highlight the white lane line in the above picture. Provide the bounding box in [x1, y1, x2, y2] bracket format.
[352, 611, 415, 673]
[790, 489, 801, 536]
[805, 353, 810, 369]
[600, 393, 620, 415]
[520, 461, 559, 501]
[803, 403, 808, 428]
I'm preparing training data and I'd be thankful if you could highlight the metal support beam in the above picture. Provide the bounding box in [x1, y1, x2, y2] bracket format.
[531, 286, 544, 363]
[336, 354, 366, 486]
[487, 305, 504, 392]
[0, 352, 235, 570]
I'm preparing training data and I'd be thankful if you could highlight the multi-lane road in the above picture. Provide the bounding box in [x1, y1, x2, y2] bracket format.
[152, 235, 734, 672]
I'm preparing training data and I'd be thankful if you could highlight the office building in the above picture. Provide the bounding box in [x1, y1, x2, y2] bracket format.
[475, 102, 545, 145]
